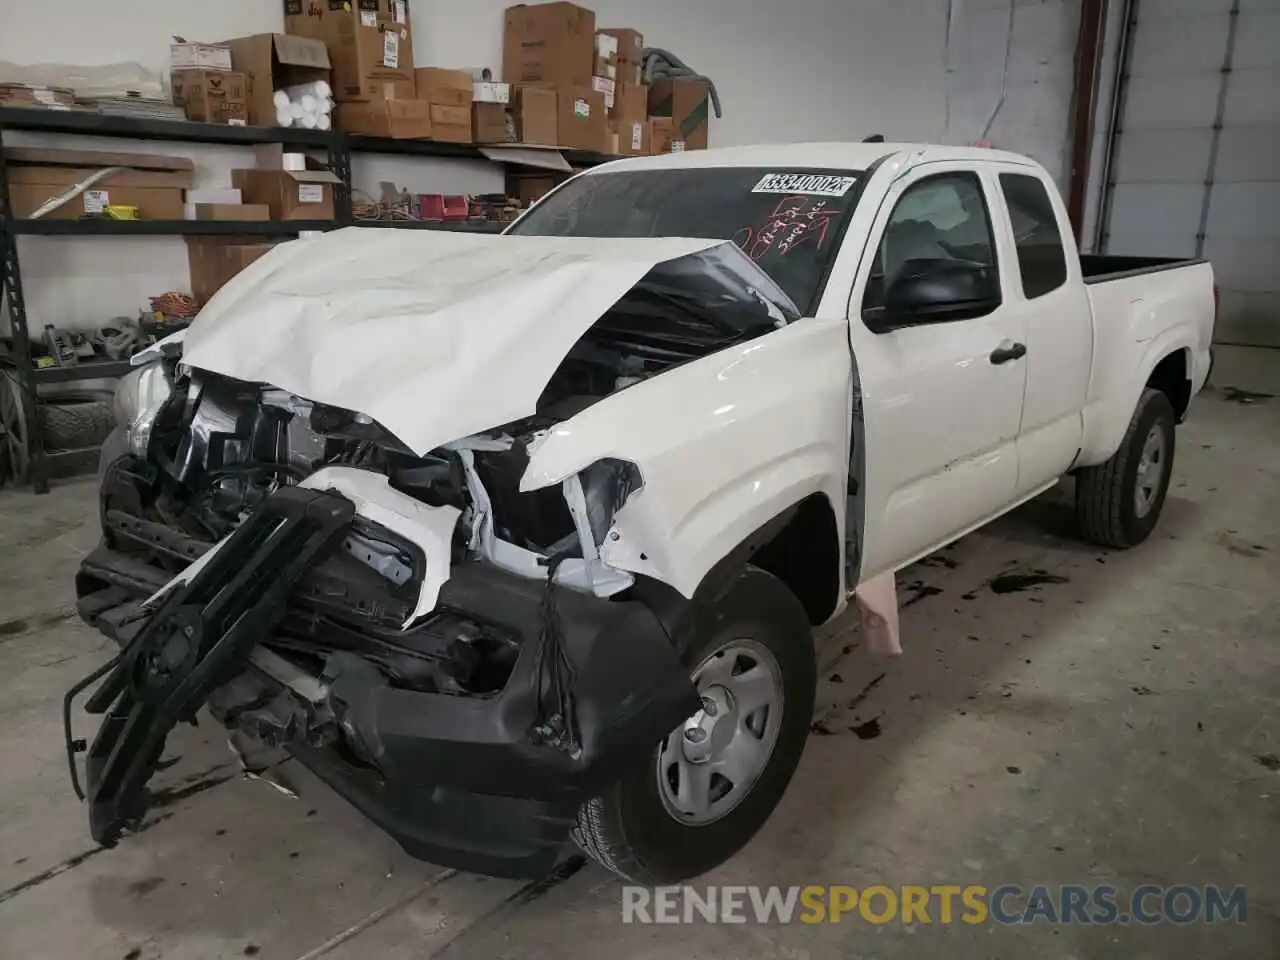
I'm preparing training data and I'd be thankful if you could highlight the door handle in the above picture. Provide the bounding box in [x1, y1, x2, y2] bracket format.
[989, 341, 1027, 365]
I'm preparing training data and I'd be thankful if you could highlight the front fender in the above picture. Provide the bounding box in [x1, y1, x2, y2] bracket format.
[522, 318, 854, 598]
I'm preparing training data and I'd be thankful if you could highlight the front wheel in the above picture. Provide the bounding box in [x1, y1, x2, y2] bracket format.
[572, 566, 816, 884]
[1075, 388, 1177, 548]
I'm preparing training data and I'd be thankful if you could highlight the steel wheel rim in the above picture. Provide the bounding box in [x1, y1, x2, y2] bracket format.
[656, 638, 784, 827]
[1134, 425, 1166, 518]
[0, 371, 29, 486]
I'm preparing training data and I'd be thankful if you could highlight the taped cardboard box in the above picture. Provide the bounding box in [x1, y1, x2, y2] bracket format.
[648, 116, 677, 155]
[598, 28, 644, 85]
[555, 85, 606, 151]
[648, 77, 709, 150]
[9, 183, 184, 220]
[503, 2, 595, 88]
[591, 76, 614, 111]
[473, 81, 510, 103]
[593, 32, 617, 80]
[232, 168, 340, 220]
[193, 203, 271, 221]
[171, 41, 234, 72]
[416, 68, 473, 142]
[511, 174, 560, 206]
[187, 239, 278, 304]
[223, 33, 331, 126]
[514, 85, 557, 146]
[6, 148, 193, 219]
[285, 0, 415, 103]
[337, 99, 432, 139]
[610, 117, 648, 157]
[171, 70, 249, 125]
[430, 105, 471, 143]
[611, 81, 646, 123]
[473, 102, 516, 144]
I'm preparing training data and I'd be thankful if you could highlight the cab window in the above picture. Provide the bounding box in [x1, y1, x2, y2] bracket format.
[999, 173, 1068, 298]
[862, 172, 1000, 328]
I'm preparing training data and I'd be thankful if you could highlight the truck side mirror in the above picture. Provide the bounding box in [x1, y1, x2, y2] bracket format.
[868, 259, 1001, 331]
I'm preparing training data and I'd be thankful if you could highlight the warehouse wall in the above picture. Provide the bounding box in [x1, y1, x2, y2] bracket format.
[1, 0, 1081, 331]
[1085, 0, 1280, 348]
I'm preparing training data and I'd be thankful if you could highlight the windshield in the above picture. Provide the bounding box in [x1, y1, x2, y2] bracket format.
[508, 167, 865, 313]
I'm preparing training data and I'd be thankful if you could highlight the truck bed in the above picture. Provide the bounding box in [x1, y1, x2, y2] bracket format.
[1080, 254, 1206, 285]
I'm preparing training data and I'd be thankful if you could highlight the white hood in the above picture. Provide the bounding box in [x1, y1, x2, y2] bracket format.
[182, 228, 721, 456]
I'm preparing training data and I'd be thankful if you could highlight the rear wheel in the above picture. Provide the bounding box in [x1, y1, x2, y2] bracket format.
[572, 566, 816, 884]
[1075, 388, 1176, 548]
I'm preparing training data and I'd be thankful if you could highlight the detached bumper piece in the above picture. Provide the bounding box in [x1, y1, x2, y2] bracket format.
[69, 487, 354, 848]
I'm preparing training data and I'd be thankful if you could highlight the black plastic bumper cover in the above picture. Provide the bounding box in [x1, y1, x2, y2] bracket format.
[73, 522, 700, 878]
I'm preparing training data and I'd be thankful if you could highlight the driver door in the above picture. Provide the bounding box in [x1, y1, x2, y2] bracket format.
[850, 163, 1028, 580]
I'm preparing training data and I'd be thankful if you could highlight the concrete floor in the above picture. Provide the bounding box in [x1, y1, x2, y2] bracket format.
[1, 376, 1277, 960]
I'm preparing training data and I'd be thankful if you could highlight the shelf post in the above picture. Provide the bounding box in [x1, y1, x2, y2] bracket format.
[0, 123, 49, 493]
[330, 134, 354, 227]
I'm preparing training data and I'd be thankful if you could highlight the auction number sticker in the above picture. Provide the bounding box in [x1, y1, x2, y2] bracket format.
[752, 173, 857, 197]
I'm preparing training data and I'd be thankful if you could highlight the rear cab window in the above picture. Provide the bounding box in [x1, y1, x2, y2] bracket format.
[508, 167, 866, 314]
[998, 173, 1068, 298]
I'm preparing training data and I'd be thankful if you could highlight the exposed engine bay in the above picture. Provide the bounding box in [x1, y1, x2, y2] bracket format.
[97, 273, 788, 702]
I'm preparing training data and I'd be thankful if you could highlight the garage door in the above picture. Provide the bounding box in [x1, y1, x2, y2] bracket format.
[1098, 0, 1280, 347]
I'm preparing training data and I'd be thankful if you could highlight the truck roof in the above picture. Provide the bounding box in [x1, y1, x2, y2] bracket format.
[588, 142, 1042, 176]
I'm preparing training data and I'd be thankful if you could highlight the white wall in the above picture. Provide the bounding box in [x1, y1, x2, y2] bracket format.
[1, 0, 1081, 331]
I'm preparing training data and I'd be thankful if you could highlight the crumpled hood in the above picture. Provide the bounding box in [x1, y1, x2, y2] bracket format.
[182, 228, 721, 456]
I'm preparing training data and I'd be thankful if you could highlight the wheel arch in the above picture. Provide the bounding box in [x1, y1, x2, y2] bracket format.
[1146, 347, 1192, 421]
[689, 492, 843, 626]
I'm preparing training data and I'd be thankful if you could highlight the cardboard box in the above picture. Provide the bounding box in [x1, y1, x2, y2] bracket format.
[649, 77, 710, 150]
[223, 33, 331, 126]
[512, 174, 560, 206]
[611, 81, 646, 123]
[430, 104, 471, 143]
[611, 117, 648, 156]
[6, 148, 192, 219]
[336, 99, 433, 138]
[171, 41, 233, 72]
[187, 239, 278, 304]
[232, 168, 340, 220]
[171, 70, 249, 125]
[648, 116, 674, 155]
[593, 32, 618, 80]
[193, 203, 271, 221]
[473, 81, 510, 103]
[8, 166, 192, 190]
[514, 85, 557, 146]
[503, 3, 596, 88]
[555, 85, 606, 151]
[415, 68, 473, 142]
[591, 76, 614, 111]
[415, 68, 472, 106]
[285, 0, 415, 103]
[5, 147, 195, 175]
[9, 183, 184, 220]
[473, 102, 515, 143]
[598, 28, 644, 84]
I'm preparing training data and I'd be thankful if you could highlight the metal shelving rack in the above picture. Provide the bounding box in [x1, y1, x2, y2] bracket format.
[0, 106, 614, 491]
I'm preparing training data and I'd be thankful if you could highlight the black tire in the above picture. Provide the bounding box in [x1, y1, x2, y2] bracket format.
[40, 394, 116, 451]
[1075, 388, 1176, 548]
[572, 566, 817, 884]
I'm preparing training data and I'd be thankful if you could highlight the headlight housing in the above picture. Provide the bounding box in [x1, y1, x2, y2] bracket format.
[113, 361, 173, 458]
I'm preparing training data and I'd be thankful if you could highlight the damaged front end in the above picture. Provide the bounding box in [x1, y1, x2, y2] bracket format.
[68, 247, 793, 875]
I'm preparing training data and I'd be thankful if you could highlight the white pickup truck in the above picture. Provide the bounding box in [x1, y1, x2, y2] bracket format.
[69, 142, 1215, 885]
